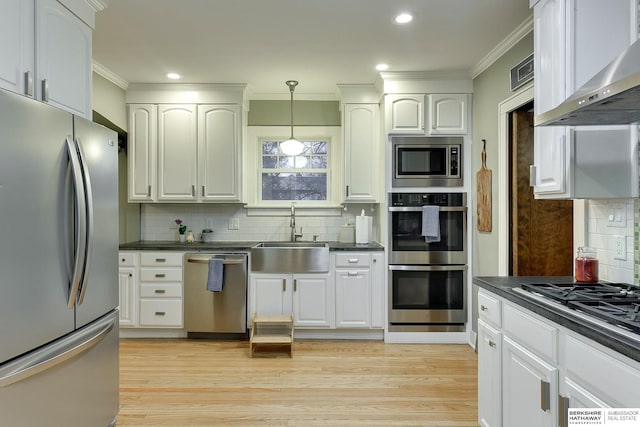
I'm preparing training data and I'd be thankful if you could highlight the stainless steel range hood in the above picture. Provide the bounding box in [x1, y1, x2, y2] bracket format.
[535, 39, 640, 126]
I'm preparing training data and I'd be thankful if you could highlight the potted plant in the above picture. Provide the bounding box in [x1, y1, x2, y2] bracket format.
[175, 219, 187, 242]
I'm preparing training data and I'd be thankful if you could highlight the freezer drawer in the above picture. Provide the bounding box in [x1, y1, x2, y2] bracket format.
[0, 311, 119, 427]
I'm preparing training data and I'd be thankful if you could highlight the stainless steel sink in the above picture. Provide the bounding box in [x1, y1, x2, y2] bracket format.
[251, 242, 329, 273]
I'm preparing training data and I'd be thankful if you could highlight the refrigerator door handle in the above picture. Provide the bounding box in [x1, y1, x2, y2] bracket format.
[74, 137, 94, 306]
[66, 137, 87, 309]
[0, 314, 116, 387]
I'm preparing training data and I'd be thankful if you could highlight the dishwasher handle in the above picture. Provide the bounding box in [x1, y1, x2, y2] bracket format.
[187, 258, 245, 265]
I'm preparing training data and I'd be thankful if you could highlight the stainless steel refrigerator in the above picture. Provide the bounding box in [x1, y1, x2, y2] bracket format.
[0, 89, 119, 426]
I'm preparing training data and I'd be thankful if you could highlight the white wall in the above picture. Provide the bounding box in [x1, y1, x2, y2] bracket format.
[586, 199, 635, 283]
[139, 203, 383, 243]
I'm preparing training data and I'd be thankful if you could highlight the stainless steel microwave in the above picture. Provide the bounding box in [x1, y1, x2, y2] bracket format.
[392, 136, 463, 187]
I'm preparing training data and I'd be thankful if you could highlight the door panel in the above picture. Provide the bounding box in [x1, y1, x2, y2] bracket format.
[73, 116, 119, 328]
[0, 91, 75, 362]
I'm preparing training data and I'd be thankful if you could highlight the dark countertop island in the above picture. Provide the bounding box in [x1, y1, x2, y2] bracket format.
[473, 276, 640, 363]
[119, 240, 384, 252]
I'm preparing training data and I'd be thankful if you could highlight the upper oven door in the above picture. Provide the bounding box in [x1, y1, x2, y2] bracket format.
[389, 206, 467, 264]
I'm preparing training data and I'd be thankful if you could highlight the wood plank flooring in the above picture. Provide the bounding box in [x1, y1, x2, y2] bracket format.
[117, 339, 478, 426]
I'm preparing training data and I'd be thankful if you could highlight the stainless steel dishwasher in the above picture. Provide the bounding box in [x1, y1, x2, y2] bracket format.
[184, 253, 248, 337]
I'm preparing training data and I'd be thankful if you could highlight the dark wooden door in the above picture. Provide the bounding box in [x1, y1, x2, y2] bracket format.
[510, 109, 573, 276]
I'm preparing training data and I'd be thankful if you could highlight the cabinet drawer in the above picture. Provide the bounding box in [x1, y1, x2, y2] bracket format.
[565, 334, 640, 408]
[335, 253, 370, 268]
[140, 252, 183, 267]
[119, 252, 137, 267]
[140, 268, 182, 282]
[478, 291, 501, 327]
[140, 283, 182, 298]
[139, 299, 183, 327]
[503, 302, 558, 363]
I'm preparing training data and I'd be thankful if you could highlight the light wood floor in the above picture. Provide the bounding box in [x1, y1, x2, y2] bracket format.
[117, 339, 478, 426]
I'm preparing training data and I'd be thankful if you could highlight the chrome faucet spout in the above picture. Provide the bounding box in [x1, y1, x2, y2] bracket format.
[290, 202, 302, 242]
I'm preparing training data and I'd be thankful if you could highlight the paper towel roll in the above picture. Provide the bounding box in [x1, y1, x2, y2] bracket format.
[355, 216, 372, 244]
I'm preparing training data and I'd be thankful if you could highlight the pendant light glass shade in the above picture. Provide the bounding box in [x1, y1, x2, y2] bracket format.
[280, 80, 304, 156]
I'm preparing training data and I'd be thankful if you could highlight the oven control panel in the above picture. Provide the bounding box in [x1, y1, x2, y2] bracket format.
[390, 192, 466, 207]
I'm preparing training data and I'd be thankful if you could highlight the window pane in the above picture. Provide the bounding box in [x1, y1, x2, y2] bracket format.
[311, 156, 327, 168]
[312, 141, 327, 154]
[278, 156, 295, 168]
[294, 156, 310, 168]
[262, 173, 327, 200]
[262, 141, 279, 155]
[262, 156, 277, 168]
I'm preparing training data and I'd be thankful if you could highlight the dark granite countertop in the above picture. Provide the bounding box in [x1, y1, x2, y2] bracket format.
[119, 240, 384, 252]
[473, 276, 640, 363]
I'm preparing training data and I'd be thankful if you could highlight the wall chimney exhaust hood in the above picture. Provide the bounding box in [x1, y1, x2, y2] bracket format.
[535, 39, 640, 127]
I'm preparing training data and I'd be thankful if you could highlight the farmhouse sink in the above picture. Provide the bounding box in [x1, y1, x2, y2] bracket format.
[251, 242, 329, 273]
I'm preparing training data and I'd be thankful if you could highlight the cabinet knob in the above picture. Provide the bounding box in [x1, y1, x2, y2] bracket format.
[480, 305, 488, 311]
[128, 273, 132, 277]
[488, 340, 496, 348]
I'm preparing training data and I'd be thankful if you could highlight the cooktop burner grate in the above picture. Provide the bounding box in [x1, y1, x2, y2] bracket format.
[568, 300, 640, 334]
[520, 282, 639, 304]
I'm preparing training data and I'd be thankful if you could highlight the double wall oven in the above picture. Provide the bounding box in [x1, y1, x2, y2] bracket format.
[388, 193, 468, 332]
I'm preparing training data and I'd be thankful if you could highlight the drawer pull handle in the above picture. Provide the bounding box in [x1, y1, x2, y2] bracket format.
[480, 305, 488, 311]
[155, 274, 166, 278]
[155, 258, 166, 263]
[154, 289, 166, 294]
[155, 311, 166, 316]
[348, 259, 359, 263]
[347, 271, 359, 277]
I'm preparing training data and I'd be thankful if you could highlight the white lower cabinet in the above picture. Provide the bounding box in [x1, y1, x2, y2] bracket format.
[118, 252, 138, 327]
[250, 273, 334, 329]
[502, 336, 558, 427]
[478, 289, 640, 427]
[118, 251, 184, 329]
[478, 319, 502, 427]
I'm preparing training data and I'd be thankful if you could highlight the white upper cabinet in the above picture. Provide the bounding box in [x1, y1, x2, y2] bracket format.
[385, 94, 425, 134]
[128, 104, 157, 201]
[0, 0, 93, 118]
[197, 104, 242, 202]
[428, 94, 468, 135]
[342, 103, 379, 203]
[157, 104, 198, 201]
[0, 0, 34, 96]
[532, 0, 638, 198]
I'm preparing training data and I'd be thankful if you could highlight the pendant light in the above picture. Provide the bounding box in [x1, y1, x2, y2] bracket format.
[280, 80, 304, 156]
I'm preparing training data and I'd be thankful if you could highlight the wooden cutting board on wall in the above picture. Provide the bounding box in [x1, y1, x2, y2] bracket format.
[477, 139, 492, 232]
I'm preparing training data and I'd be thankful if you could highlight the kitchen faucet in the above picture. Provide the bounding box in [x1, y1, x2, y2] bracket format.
[290, 202, 303, 242]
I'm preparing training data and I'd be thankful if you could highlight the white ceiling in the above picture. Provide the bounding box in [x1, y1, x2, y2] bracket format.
[93, 0, 532, 98]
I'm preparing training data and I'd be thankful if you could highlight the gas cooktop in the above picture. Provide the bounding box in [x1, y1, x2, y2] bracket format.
[516, 282, 640, 335]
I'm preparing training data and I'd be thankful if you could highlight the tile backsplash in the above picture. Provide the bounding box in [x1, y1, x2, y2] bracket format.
[586, 199, 635, 284]
[139, 204, 379, 243]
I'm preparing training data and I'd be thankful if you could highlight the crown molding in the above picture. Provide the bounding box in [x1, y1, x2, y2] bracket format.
[471, 15, 533, 79]
[92, 61, 129, 90]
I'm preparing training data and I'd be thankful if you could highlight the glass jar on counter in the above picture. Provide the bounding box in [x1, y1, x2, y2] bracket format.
[575, 246, 598, 283]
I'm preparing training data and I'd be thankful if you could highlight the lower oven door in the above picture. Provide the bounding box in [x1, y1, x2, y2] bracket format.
[388, 265, 467, 330]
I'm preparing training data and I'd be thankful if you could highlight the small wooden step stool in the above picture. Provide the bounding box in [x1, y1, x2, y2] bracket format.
[250, 313, 294, 357]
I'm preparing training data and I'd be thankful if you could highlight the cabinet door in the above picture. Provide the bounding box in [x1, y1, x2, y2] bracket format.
[251, 275, 292, 317]
[502, 336, 558, 427]
[385, 94, 425, 134]
[118, 267, 137, 327]
[478, 319, 502, 427]
[343, 104, 379, 202]
[369, 253, 384, 328]
[428, 94, 468, 135]
[0, 0, 34, 96]
[532, 126, 568, 196]
[36, 0, 92, 118]
[128, 104, 157, 201]
[198, 104, 242, 202]
[335, 269, 370, 328]
[157, 104, 198, 201]
[293, 274, 334, 328]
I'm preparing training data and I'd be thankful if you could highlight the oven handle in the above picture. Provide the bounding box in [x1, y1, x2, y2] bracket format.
[388, 206, 467, 212]
[389, 265, 468, 272]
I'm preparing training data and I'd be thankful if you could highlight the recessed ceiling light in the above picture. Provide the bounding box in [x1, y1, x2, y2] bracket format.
[394, 13, 413, 24]
[166, 72, 181, 80]
[376, 63, 390, 71]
